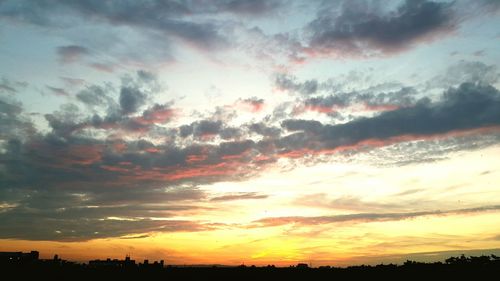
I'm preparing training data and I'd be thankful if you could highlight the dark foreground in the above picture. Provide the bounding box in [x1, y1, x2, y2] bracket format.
[2, 255, 500, 280]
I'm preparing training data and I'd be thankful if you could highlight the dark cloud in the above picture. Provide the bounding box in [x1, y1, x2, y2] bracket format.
[137, 70, 156, 83]
[213, 0, 283, 16]
[217, 139, 254, 157]
[0, 77, 28, 94]
[180, 120, 227, 139]
[2, 66, 500, 242]
[254, 205, 500, 227]
[179, 124, 194, 138]
[306, 0, 456, 56]
[210, 192, 268, 202]
[46, 86, 69, 97]
[0, 0, 245, 51]
[219, 127, 242, 140]
[0, 83, 17, 94]
[76, 84, 115, 108]
[0, 211, 211, 241]
[44, 104, 84, 137]
[0, 96, 35, 141]
[119, 234, 150, 239]
[119, 87, 147, 115]
[138, 103, 175, 124]
[76, 70, 161, 118]
[57, 45, 90, 63]
[300, 87, 417, 114]
[274, 70, 406, 98]
[280, 83, 500, 152]
[281, 119, 323, 133]
[195, 120, 223, 137]
[248, 122, 281, 138]
[275, 73, 318, 95]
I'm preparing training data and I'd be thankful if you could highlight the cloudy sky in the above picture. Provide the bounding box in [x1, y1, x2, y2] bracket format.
[1, 0, 500, 266]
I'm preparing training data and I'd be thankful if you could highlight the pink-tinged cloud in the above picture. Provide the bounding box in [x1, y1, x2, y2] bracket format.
[277, 126, 500, 160]
[29, 142, 104, 167]
[304, 105, 337, 114]
[135, 105, 177, 125]
[144, 147, 160, 153]
[252, 205, 500, 228]
[239, 98, 265, 112]
[294, 103, 401, 116]
[303, 0, 458, 60]
[89, 62, 115, 73]
[221, 148, 253, 160]
[362, 103, 401, 112]
[111, 141, 127, 153]
[114, 161, 246, 185]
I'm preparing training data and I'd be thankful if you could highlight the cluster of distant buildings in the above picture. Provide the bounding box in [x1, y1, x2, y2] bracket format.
[0, 251, 311, 269]
[0, 251, 164, 269]
[89, 255, 164, 269]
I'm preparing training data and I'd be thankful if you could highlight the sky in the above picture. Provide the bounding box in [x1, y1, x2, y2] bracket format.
[1, 0, 500, 266]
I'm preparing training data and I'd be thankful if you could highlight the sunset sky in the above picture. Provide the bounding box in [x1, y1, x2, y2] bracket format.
[1, 0, 500, 266]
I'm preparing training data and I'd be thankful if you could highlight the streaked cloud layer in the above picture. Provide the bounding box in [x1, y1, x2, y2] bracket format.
[1, 0, 500, 265]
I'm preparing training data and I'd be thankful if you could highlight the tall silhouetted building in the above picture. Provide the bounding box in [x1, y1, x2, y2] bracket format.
[0, 251, 39, 263]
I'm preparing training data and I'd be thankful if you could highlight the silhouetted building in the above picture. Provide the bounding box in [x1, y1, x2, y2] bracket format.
[0, 251, 39, 263]
[296, 263, 309, 269]
[140, 259, 164, 269]
[88, 256, 136, 268]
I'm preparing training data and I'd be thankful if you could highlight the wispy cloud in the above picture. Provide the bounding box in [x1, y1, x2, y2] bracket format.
[57, 45, 90, 63]
[210, 192, 268, 202]
[253, 205, 500, 227]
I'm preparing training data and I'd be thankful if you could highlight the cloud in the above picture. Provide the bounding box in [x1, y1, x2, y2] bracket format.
[426, 61, 499, 90]
[46, 86, 70, 97]
[0, 213, 212, 241]
[76, 84, 115, 108]
[213, 0, 284, 16]
[2, 68, 500, 242]
[89, 62, 115, 73]
[0, 77, 28, 94]
[253, 205, 500, 227]
[294, 194, 403, 212]
[180, 120, 230, 140]
[60, 77, 86, 87]
[210, 192, 268, 202]
[248, 122, 281, 138]
[279, 83, 500, 154]
[305, 0, 456, 57]
[0, 95, 35, 141]
[136, 103, 176, 124]
[57, 45, 90, 63]
[240, 97, 265, 112]
[0, 83, 17, 94]
[0, 0, 234, 51]
[297, 87, 416, 115]
[275, 73, 318, 95]
[119, 87, 148, 115]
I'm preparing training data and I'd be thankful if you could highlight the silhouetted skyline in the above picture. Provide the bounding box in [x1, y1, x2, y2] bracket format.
[1, 250, 500, 279]
[1, 0, 500, 265]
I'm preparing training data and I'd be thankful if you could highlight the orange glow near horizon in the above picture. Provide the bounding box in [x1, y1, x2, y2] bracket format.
[2, 145, 500, 266]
